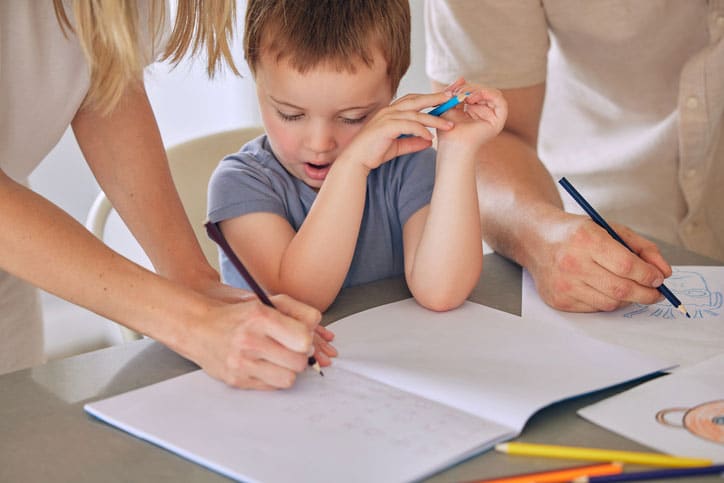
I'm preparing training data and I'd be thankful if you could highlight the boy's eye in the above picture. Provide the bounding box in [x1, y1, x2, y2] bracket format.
[277, 110, 303, 122]
[340, 114, 368, 125]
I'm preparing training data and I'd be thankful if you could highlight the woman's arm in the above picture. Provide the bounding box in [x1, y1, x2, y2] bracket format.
[0, 79, 323, 388]
[0, 169, 320, 388]
[71, 81, 225, 296]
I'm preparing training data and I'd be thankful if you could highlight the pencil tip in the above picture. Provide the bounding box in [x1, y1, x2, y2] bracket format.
[678, 305, 691, 318]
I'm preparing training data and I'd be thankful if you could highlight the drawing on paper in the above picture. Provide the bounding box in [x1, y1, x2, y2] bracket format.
[656, 400, 724, 445]
[624, 270, 723, 319]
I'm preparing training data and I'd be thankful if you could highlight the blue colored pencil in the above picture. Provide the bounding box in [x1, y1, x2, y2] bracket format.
[558, 177, 690, 318]
[574, 463, 724, 482]
[398, 92, 470, 138]
[428, 91, 470, 116]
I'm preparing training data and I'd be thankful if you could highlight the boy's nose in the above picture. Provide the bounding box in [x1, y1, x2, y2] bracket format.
[305, 122, 336, 154]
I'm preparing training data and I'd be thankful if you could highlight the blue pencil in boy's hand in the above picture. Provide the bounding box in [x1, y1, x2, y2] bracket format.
[428, 91, 470, 116]
[398, 92, 470, 138]
[558, 177, 691, 318]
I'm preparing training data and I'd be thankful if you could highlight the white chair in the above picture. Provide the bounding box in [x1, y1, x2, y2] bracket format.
[85, 126, 265, 342]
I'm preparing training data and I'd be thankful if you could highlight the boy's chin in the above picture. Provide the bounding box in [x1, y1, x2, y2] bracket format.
[303, 177, 325, 192]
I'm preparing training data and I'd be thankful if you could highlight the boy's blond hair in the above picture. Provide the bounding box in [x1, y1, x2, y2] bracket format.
[52, 0, 239, 114]
[244, 0, 410, 92]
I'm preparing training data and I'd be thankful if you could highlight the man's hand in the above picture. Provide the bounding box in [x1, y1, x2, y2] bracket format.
[528, 213, 671, 312]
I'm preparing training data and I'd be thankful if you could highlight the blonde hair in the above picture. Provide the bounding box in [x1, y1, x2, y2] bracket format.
[52, 0, 239, 114]
[244, 0, 410, 93]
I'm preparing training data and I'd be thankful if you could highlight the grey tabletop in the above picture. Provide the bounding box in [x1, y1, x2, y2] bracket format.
[1, 244, 720, 483]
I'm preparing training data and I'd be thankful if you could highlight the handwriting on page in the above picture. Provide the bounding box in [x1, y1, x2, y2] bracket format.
[277, 368, 494, 457]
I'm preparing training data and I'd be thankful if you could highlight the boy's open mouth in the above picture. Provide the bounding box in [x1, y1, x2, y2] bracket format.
[304, 161, 332, 181]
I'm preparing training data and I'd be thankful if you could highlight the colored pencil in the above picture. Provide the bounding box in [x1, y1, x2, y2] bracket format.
[428, 91, 470, 116]
[495, 442, 712, 468]
[398, 92, 470, 138]
[558, 177, 690, 318]
[205, 221, 323, 376]
[573, 463, 724, 482]
[466, 462, 623, 483]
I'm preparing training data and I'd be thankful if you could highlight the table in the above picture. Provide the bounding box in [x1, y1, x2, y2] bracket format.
[1, 243, 720, 482]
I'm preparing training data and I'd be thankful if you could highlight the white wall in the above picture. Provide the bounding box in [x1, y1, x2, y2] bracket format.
[29, 0, 431, 361]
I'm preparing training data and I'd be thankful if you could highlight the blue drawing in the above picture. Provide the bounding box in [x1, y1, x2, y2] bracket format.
[624, 270, 723, 319]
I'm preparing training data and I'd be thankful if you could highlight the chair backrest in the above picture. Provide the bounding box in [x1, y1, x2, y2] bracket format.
[85, 126, 265, 341]
[165, 126, 265, 271]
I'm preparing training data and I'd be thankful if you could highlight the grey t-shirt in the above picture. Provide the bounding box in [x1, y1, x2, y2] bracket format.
[207, 135, 435, 290]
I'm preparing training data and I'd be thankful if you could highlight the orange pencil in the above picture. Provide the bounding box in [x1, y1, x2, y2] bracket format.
[467, 462, 623, 483]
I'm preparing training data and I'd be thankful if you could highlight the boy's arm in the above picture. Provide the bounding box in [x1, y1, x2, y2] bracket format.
[403, 82, 507, 311]
[402, 143, 482, 312]
[220, 159, 370, 312]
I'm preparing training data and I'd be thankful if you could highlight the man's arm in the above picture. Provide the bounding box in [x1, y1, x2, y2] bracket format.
[432, 81, 670, 312]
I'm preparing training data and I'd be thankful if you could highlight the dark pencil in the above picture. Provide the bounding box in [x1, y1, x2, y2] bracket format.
[573, 463, 724, 482]
[205, 221, 324, 375]
[558, 177, 690, 318]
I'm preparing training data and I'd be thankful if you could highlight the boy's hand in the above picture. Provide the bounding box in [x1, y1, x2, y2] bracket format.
[339, 91, 455, 172]
[436, 78, 508, 153]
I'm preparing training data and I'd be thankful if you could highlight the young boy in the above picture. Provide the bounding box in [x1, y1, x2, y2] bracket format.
[208, 0, 507, 314]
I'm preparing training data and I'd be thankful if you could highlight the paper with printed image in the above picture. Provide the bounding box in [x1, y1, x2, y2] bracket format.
[578, 354, 724, 461]
[522, 266, 724, 366]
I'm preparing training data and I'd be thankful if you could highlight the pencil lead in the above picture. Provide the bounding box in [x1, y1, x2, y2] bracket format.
[308, 356, 324, 376]
[678, 305, 691, 318]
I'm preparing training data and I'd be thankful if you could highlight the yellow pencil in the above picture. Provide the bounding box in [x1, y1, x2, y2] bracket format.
[495, 442, 712, 468]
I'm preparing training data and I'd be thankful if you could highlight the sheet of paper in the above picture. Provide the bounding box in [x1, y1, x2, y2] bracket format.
[578, 354, 724, 461]
[522, 266, 724, 366]
[330, 299, 672, 431]
[86, 367, 510, 483]
[85, 299, 673, 483]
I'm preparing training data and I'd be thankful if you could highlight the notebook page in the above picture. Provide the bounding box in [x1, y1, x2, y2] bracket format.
[86, 367, 512, 483]
[331, 299, 672, 431]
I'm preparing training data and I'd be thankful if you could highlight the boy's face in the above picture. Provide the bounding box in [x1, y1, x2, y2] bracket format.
[254, 49, 394, 190]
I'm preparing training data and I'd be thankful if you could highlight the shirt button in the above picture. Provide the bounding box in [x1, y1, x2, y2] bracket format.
[686, 96, 699, 109]
[685, 168, 697, 179]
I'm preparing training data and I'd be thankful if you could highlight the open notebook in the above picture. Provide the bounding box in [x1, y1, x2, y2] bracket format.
[85, 299, 672, 483]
